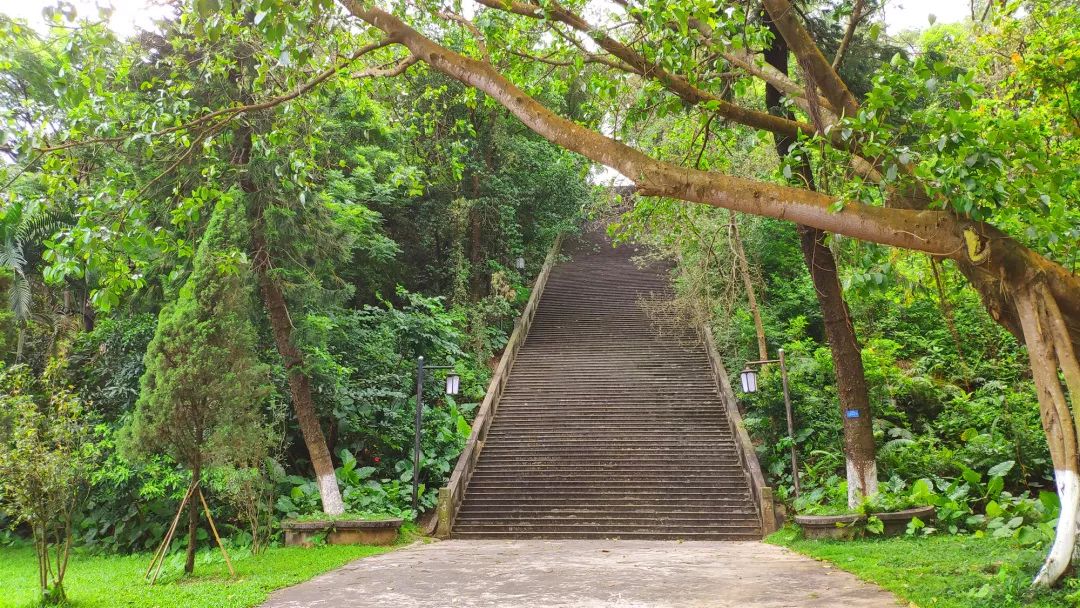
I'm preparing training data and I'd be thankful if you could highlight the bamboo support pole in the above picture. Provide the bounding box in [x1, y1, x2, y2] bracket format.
[146, 482, 197, 582]
[197, 488, 236, 578]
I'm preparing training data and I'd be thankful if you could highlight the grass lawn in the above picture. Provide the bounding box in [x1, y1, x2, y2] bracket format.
[0, 540, 407, 608]
[768, 528, 1080, 607]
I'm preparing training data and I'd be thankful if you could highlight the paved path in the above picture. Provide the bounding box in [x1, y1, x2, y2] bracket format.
[262, 540, 902, 607]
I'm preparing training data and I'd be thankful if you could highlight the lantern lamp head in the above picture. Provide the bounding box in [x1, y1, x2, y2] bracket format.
[445, 373, 461, 396]
[515, 256, 526, 270]
[739, 367, 759, 393]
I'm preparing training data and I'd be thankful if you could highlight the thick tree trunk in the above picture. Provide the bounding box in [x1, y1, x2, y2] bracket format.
[1016, 282, 1080, 586]
[729, 212, 768, 361]
[763, 17, 878, 504]
[230, 120, 346, 516]
[253, 258, 346, 515]
[184, 457, 200, 575]
[798, 225, 879, 504]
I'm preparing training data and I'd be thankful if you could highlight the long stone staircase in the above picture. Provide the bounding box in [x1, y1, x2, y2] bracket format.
[451, 230, 764, 540]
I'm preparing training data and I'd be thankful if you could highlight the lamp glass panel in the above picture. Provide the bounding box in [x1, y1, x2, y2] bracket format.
[740, 369, 758, 393]
[445, 374, 460, 395]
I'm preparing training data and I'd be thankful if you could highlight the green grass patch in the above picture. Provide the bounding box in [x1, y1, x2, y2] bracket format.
[768, 528, 1080, 607]
[0, 539, 407, 608]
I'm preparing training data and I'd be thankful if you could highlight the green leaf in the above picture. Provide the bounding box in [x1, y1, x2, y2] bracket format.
[960, 466, 982, 486]
[865, 515, 884, 535]
[1016, 525, 1044, 546]
[911, 478, 935, 501]
[987, 460, 1014, 477]
[958, 91, 973, 110]
[905, 516, 925, 536]
[195, 0, 220, 18]
[1039, 490, 1060, 512]
[867, 23, 881, 42]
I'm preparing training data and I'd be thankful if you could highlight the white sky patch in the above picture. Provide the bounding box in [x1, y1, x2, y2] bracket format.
[882, 0, 971, 34]
[2, 0, 172, 37]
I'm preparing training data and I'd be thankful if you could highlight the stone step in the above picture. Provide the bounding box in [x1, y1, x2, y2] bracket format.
[453, 231, 758, 540]
[476, 450, 736, 458]
[461, 497, 753, 508]
[479, 440, 734, 448]
[449, 530, 762, 540]
[473, 465, 741, 474]
[465, 482, 751, 492]
[452, 524, 762, 535]
[468, 474, 748, 484]
[454, 515, 761, 526]
[473, 460, 740, 470]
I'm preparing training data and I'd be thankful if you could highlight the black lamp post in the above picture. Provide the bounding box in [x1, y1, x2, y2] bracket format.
[413, 356, 460, 512]
[740, 348, 800, 498]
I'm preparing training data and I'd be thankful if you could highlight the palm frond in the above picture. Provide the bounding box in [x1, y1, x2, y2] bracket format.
[0, 237, 26, 273]
[17, 207, 75, 243]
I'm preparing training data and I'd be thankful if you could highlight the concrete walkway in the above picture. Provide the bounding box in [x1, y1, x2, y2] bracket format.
[262, 540, 902, 607]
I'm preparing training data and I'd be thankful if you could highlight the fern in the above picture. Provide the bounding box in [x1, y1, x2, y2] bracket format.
[8, 272, 30, 323]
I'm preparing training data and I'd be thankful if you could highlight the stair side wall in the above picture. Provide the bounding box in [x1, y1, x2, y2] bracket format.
[700, 324, 779, 534]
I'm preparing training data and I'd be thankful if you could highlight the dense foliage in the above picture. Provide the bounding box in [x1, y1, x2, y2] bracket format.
[0, 0, 590, 572]
[1, 0, 1077, 601]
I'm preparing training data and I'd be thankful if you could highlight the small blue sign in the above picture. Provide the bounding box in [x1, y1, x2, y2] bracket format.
[846, 409, 860, 418]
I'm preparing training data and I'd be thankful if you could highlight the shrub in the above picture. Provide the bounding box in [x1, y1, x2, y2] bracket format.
[0, 362, 97, 605]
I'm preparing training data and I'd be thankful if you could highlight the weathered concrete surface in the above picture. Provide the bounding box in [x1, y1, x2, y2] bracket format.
[261, 540, 902, 608]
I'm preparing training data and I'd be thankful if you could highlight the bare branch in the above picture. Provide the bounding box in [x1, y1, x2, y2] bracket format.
[506, 48, 641, 74]
[832, 0, 865, 70]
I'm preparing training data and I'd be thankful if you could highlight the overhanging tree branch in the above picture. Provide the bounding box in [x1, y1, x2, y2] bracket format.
[471, 0, 815, 140]
[337, 0, 1080, 353]
[341, 2, 972, 253]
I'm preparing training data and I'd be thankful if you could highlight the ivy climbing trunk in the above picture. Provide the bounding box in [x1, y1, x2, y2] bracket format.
[762, 16, 878, 505]
[230, 118, 346, 515]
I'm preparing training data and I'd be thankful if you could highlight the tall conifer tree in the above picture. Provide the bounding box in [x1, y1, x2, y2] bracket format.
[124, 193, 270, 574]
